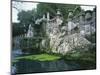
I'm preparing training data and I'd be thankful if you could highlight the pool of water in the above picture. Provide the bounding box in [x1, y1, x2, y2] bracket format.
[11, 49, 95, 74]
[15, 59, 81, 74]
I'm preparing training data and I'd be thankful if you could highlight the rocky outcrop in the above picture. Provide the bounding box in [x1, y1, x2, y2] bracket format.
[57, 33, 91, 55]
[46, 26, 94, 55]
[42, 9, 96, 55]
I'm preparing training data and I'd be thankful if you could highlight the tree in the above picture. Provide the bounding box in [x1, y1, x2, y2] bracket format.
[12, 23, 26, 37]
[13, 2, 82, 37]
[36, 3, 81, 19]
[18, 10, 34, 25]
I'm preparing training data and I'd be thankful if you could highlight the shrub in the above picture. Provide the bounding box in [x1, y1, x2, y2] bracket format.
[63, 48, 96, 69]
[20, 37, 42, 53]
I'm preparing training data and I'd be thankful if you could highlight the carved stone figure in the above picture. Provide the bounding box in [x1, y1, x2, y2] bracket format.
[27, 24, 34, 38]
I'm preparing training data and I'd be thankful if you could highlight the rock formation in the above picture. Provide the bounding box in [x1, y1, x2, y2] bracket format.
[42, 9, 96, 55]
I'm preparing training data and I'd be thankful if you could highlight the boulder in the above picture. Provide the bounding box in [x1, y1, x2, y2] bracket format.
[50, 33, 91, 55]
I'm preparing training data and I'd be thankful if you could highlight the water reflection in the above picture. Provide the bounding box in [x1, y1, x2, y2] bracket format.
[15, 59, 81, 74]
[12, 49, 94, 74]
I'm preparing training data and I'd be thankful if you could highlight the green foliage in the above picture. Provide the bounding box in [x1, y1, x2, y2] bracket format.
[12, 23, 26, 36]
[18, 10, 35, 25]
[13, 10, 36, 37]
[85, 32, 96, 43]
[17, 3, 82, 23]
[13, 3, 82, 36]
[20, 38, 42, 53]
[15, 54, 61, 61]
[63, 50, 96, 69]
[36, 3, 81, 19]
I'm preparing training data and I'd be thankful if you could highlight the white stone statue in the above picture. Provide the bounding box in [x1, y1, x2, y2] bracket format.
[47, 12, 50, 21]
[27, 24, 34, 38]
[56, 9, 63, 25]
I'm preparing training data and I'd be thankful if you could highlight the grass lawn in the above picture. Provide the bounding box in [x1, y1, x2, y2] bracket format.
[15, 53, 61, 62]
